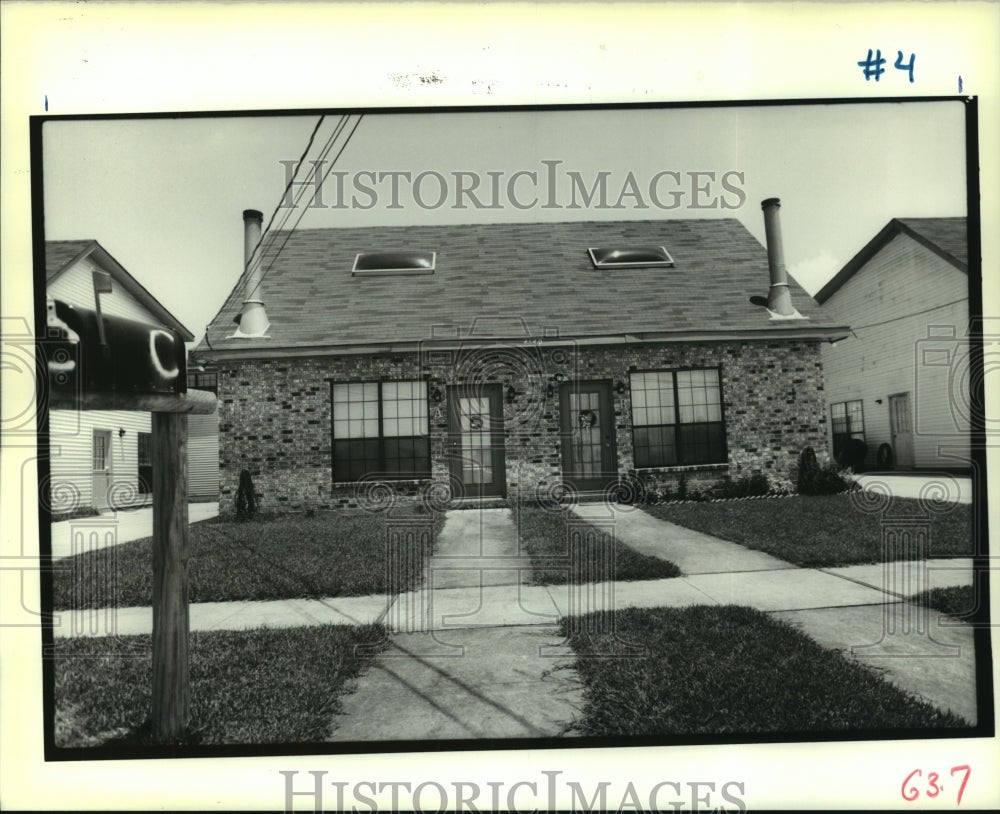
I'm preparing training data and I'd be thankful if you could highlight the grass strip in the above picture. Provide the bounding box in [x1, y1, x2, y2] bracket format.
[53, 624, 385, 747]
[561, 605, 969, 736]
[909, 585, 977, 620]
[53, 508, 445, 609]
[516, 503, 681, 585]
[642, 495, 972, 567]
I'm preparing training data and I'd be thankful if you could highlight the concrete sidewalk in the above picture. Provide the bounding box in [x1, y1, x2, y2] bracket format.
[49, 502, 219, 559]
[53, 504, 981, 733]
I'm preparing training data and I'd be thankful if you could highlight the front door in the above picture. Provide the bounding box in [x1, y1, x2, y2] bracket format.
[560, 380, 618, 493]
[889, 392, 915, 468]
[91, 429, 111, 510]
[447, 385, 506, 499]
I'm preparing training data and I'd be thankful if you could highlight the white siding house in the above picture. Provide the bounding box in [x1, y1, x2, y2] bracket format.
[186, 368, 220, 501]
[815, 218, 970, 471]
[45, 240, 196, 514]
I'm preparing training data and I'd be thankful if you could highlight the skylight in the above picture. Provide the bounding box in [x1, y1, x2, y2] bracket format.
[588, 246, 675, 268]
[352, 251, 436, 276]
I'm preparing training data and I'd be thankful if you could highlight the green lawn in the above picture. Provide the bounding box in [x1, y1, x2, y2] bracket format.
[53, 624, 386, 747]
[910, 585, 978, 620]
[562, 605, 969, 736]
[642, 494, 973, 567]
[53, 507, 445, 609]
[515, 503, 681, 584]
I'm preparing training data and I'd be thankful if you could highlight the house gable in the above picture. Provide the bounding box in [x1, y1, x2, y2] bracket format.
[46, 240, 193, 340]
[814, 217, 967, 306]
[817, 220, 970, 471]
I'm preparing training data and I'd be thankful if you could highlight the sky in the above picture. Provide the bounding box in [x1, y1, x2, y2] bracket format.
[40, 101, 968, 346]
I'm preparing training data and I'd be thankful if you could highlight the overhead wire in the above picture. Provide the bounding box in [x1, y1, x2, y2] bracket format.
[844, 297, 967, 339]
[246, 114, 364, 300]
[244, 114, 346, 280]
[241, 114, 361, 303]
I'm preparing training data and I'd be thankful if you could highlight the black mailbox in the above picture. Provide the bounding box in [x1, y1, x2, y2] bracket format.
[46, 298, 187, 396]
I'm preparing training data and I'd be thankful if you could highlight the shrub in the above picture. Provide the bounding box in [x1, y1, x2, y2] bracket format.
[685, 480, 716, 501]
[797, 447, 821, 495]
[812, 463, 854, 495]
[235, 469, 258, 519]
[676, 474, 688, 501]
[715, 473, 772, 500]
[798, 447, 854, 496]
[765, 473, 796, 496]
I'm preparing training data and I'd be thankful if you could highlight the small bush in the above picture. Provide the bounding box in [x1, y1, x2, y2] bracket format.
[797, 447, 853, 496]
[765, 473, 796, 495]
[235, 469, 258, 519]
[716, 473, 772, 499]
[797, 447, 821, 494]
[812, 463, 854, 495]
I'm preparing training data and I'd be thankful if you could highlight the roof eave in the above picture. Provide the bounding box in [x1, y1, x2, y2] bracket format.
[815, 218, 968, 305]
[195, 325, 852, 362]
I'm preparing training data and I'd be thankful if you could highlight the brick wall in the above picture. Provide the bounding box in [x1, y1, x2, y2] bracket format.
[215, 339, 828, 512]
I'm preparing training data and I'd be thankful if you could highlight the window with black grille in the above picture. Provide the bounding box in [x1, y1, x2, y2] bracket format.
[137, 431, 152, 494]
[330, 380, 430, 481]
[630, 368, 727, 467]
[830, 400, 865, 460]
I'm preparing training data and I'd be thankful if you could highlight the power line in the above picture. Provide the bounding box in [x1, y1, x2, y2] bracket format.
[200, 114, 358, 342]
[244, 115, 349, 278]
[242, 114, 361, 303]
[846, 297, 967, 336]
[249, 114, 364, 299]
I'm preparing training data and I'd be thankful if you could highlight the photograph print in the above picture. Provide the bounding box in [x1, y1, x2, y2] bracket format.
[34, 98, 991, 760]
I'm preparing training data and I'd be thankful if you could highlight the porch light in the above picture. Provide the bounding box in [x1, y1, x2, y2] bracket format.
[506, 385, 517, 404]
[431, 387, 443, 403]
[614, 381, 627, 395]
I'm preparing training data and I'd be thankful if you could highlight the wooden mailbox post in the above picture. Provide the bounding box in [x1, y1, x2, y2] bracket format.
[46, 294, 216, 742]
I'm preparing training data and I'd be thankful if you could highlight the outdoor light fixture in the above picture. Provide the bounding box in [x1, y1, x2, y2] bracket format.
[614, 381, 627, 395]
[875, 398, 883, 405]
[506, 385, 517, 404]
[546, 383, 555, 399]
[118, 428, 126, 438]
[431, 387, 443, 403]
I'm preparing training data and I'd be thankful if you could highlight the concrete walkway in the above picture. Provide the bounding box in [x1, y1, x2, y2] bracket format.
[53, 504, 981, 732]
[331, 508, 582, 739]
[854, 473, 972, 504]
[571, 503, 978, 725]
[50, 502, 219, 559]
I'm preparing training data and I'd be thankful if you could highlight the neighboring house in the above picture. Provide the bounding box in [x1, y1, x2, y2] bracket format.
[187, 365, 220, 501]
[195, 203, 850, 511]
[45, 240, 195, 513]
[814, 217, 969, 472]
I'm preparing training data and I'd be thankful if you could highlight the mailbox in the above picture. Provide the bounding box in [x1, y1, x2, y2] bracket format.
[46, 298, 187, 396]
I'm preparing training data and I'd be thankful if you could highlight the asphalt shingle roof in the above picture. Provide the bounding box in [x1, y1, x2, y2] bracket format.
[199, 218, 844, 354]
[45, 240, 97, 278]
[896, 217, 968, 268]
